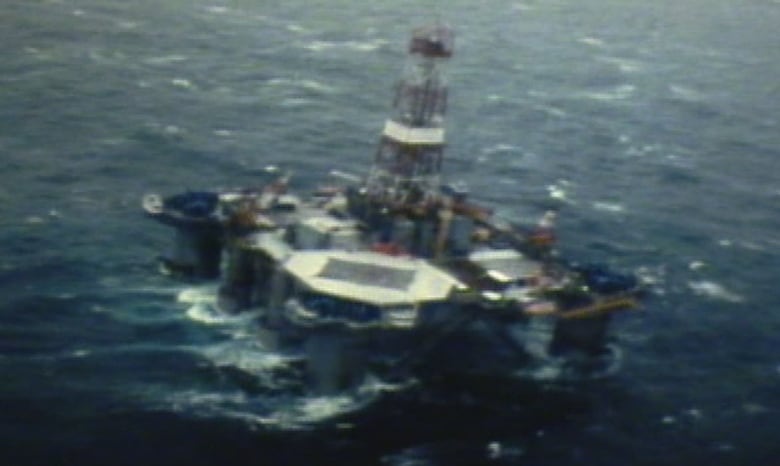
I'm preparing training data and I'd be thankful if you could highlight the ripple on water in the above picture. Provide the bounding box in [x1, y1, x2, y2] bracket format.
[687, 280, 744, 303]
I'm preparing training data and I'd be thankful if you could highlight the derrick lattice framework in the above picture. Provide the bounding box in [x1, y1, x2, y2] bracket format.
[366, 25, 453, 205]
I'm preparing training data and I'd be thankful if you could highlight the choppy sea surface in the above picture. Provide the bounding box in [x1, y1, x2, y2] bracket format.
[2, 0, 779, 464]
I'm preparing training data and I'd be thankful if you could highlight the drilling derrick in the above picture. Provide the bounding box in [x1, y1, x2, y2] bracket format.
[366, 25, 454, 207]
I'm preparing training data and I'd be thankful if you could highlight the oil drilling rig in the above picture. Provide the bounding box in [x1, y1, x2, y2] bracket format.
[143, 25, 641, 390]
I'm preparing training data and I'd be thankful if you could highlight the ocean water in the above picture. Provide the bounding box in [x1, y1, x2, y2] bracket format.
[1, 0, 779, 464]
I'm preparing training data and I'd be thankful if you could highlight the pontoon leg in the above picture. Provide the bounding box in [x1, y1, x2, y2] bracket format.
[162, 227, 222, 278]
[548, 315, 611, 356]
[304, 330, 366, 394]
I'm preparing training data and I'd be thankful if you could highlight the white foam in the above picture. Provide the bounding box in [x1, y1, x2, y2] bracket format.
[144, 55, 189, 65]
[154, 388, 282, 429]
[286, 23, 306, 33]
[580, 84, 636, 101]
[669, 84, 705, 102]
[119, 284, 184, 297]
[511, 3, 535, 11]
[578, 36, 605, 47]
[624, 143, 662, 158]
[298, 79, 335, 93]
[597, 56, 644, 73]
[547, 182, 570, 202]
[167, 389, 249, 414]
[685, 407, 703, 420]
[71, 349, 91, 358]
[116, 20, 138, 30]
[743, 402, 768, 414]
[199, 341, 297, 373]
[303, 40, 335, 52]
[177, 285, 218, 305]
[302, 39, 386, 53]
[525, 364, 562, 381]
[171, 78, 193, 89]
[185, 303, 231, 325]
[279, 97, 313, 107]
[481, 143, 518, 155]
[688, 260, 706, 271]
[204, 5, 230, 14]
[163, 125, 183, 135]
[267, 78, 336, 93]
[25, 215, 46, 225]
[280, 389, 378, 426]
[266, 77, 290, 86]
[592, 201, 625, 213]
[535, 104, 568, 118]
[296, 395, 355, 422]
[736, 240, 765, 252]
[358, 375, 416, 394]
[688, 280, 744, 303]
[164, 372, 388, 429]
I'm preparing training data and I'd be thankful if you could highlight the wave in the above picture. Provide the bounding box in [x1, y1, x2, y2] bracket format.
[513, 344, 624, 382]
[142, 54, 189, 65]
[534, 103, 568, 118]
[596, 56, 645, 74]
[579, 84, 636, 102]
[511, 2, 536, 12]
[170, 78, 194, 89]
[635, 264, 667, 290]
[177, 285, 219, 305]
[279, 97, 314, 108]
[301, 39, 387, 53]
[156, 375, 392, 430]
[688, 280, 744, 303]
[185, 302, 236, 325]
[547, 180, 572, 203]
[203, 5, 230, 15]
[592, 201, 625, 213]
[577, 36, 606, 48]
[480, 143, 519, 156]
[286, 23, 307, 34]
[267, 78, 336, 93]
[668, 84, 706, 102]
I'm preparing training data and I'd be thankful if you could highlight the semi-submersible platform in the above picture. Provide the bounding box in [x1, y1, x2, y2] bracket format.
[143, 25, 641, 391]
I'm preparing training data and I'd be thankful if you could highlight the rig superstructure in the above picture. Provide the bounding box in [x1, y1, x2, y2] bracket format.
[143, 25, 641, 391]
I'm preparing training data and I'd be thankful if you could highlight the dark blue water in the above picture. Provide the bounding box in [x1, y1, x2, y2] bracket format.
[2, 1, 779, 464]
